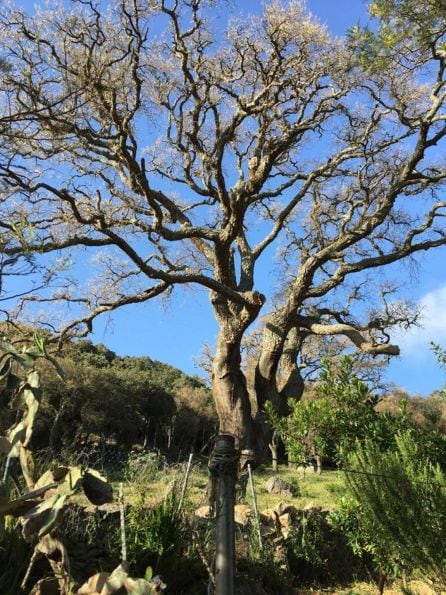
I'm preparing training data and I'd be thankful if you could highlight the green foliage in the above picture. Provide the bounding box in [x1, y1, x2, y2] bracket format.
[285, 507, 365, 585]
[36, 338, 215, 456]
[121, 487, 205, 593]
[125, 449, 168, 484]
[0, 333, 65, 492]
[348, 0, 446, 69]
[237, 525, 290, 594]
[269, 357, 381, 467]
[432, 342, 446, 371]
[432, 342, 446, 399]
[77, 562, 161, 594]
[338, 431, 446, 587]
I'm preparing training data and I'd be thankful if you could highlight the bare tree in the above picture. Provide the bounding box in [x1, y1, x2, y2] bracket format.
[1, 0, 446, 461]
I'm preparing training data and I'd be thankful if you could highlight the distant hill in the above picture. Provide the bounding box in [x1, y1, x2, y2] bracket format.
[0, 332, 216, 459]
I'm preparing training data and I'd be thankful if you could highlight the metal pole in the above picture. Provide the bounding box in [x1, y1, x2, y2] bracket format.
[119, 482, 127, 563]
[178, 452, 193, 512]
[247, 463, 262, 551]
[2, 455, 11, 483]
[209, 434, 237, 595]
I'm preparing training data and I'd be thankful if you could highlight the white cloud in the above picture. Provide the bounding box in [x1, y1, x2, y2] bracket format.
[392, 285, 446, 358]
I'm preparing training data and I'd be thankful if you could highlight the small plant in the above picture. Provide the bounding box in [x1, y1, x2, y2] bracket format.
[125, 448, 167, 484]
[119, 483, 206, 593]
[77, 562, 165, 594]
[0, 333, 64, 490]
[0, 334, 115, 593]
[285, 506, 363, 586]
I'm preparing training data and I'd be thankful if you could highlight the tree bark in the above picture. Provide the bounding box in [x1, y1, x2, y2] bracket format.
[212, 332, 255, 458]
[210, 291, 265, 465]
[254, 322, 305, 466]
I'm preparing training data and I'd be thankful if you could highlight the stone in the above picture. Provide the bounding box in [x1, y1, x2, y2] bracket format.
[296, 464, 316, 474]
[303, 501, 319, 511]
[265, 476, 296, 497]
[234, 504, 252, 526]
[272, 501, 298, 517]
[194, 505, 213, 518]
[260, 508, 278, 523]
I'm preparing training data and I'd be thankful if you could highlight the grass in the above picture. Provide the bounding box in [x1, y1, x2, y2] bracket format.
[115, 461, 347, 512]
[110, 463, 440, 594]
[251, 465, 345, 511]
[34, 459, 440, 594]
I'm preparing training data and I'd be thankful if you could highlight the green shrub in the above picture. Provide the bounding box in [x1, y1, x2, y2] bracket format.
[339, 430, 446, 589]
[125, 448, 167, 484]
[285, 508, 365, 586]
[121, 486, 207, 593]
[237, 522, 290, 594]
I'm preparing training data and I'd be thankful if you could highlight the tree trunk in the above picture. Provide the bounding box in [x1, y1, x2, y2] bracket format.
[255, 321, 304, 415]
[212, 332, 255, 463]
[377, 571, 387, 595]
[269, 432, 279, 472]
[167, 414, 176, 450]
[315, 454, 322, 475]
[277, 327, 305, 404]
[210, 290, 266, 465]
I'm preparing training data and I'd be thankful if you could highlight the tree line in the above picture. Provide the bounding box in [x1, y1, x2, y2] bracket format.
[0, 335, 216, 459]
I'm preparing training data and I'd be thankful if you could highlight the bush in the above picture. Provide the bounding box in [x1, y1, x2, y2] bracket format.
[121, 486, 207, 593]
[285, 507, 365, 586]
[338, 430, 446, 589]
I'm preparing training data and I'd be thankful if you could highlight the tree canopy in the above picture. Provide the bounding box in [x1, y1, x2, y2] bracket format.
[1, 0, 446, 459]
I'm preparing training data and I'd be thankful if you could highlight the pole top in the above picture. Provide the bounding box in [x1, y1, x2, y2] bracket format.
[214, 434, 235, 453]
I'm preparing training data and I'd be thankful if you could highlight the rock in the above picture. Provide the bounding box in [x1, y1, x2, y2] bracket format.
[234, 504, 252, 526]
[278, 512, 290, 528]
[265, 476, 296, 497]
[296, 464, 316, 474]
[303, 501, 319, 511]
[272, 501, 297, 517]
[194, 505, 213, 518]
[260, 508, 278, 523]
[260, 524, 277, 537]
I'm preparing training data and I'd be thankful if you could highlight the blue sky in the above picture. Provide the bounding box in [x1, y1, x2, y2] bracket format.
[11, 0, 446, 394]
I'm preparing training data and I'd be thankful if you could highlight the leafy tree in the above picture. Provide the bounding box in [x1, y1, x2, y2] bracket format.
[432, 342, 446, 399]
[268, 357, 381, 471]
[1, 0, 446, 460]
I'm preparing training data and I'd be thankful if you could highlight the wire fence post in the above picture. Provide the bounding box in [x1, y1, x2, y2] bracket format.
[209, 434, 238, 595]
[247, 463, 262, 551]
[2, 455, 11, 483]
[119, 482, 127, 563]
[178, 452, 193, 512]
